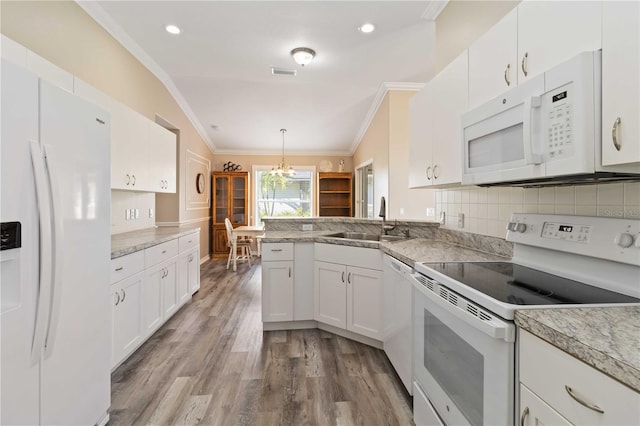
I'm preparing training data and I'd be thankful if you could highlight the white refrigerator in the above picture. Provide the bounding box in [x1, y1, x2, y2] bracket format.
[1, 59, 111, 425]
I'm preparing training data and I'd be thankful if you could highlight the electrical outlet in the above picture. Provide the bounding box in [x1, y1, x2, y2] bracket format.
[426, 207, 435, 217]
[399, 208, 405, 216]
[302, 224, 313, 231]
[149, 208, 154, 218]
[130, 209, 135, 220]
[125, 209, 130, 220]
[134, 209, 140, 219]
[458, 213, 465, 228]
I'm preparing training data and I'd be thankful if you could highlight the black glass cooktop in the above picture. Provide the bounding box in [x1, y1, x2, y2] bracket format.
[421, 262, 640, 306]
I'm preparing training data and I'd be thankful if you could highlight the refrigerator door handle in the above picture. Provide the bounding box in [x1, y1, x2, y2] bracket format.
[42, 144, 64, 358]
[28, 140, 54, 366]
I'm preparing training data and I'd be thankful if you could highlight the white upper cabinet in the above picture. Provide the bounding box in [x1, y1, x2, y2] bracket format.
[468, 8, 518, 108]
[517, 0, 602, 83]
[147, 123, 177, 193]
[408, 83, 434, 188]
[408, 50, 468, 188]
[74, 77, 176, 193]
[601, 1, 640, 166]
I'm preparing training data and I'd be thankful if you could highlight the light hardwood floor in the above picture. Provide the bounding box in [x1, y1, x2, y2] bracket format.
[109, 258, 414, 425]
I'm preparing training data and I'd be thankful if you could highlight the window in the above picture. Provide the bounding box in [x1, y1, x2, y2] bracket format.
[254, 166, 314, 225]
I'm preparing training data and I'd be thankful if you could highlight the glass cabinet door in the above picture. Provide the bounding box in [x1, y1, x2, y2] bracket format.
[231, 176, 246, 224]
[215, 176, 229, 223]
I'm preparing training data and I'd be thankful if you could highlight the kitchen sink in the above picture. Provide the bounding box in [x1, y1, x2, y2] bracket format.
[325, 232, 412, 242]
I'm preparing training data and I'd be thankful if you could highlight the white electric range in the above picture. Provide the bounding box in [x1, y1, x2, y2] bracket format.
[411, 213, 640, 426]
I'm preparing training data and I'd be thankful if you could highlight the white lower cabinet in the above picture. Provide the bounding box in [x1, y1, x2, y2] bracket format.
[179, 247, 199, 300]
[262, 260, 294, 322]
[110, 231, 200, 369]
[519, 330, 640, 426]
[111, 271, 143, 368]
[261, 242, 314, 323]
[314, 243, 383, 341]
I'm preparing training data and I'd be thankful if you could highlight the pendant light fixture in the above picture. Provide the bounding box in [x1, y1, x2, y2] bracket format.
[270, 129, 296, 177]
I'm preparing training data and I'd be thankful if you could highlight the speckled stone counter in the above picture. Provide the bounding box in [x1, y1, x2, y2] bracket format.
[111, 225, 200, 259]
[515, 307, 640, 392]
[262, 231, 509, 266]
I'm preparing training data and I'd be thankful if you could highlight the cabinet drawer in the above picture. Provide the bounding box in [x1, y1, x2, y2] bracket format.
[520, 330, 640, 425]
[179, 233, 199, 252]
[262, 243, 294, 261]
[110, 251, 144, 284]
[145, 239, 179, 267]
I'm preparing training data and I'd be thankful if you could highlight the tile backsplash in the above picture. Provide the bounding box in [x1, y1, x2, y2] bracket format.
[435, 182, 640, 239]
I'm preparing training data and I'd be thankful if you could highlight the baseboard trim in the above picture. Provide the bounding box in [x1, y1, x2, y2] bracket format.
[199, 254, 210, 265]
[261, 320, 383, 349]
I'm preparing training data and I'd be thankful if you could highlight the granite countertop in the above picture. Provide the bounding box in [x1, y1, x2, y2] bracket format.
[262, 231, 508, 268]
[515, 307, 640, 392]
[111, 225, 200, 259]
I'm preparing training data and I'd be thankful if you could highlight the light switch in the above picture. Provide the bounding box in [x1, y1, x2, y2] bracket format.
[125, 209, 131, 220]
[149, 208, 154, 218]
[134, 209, 140, 219]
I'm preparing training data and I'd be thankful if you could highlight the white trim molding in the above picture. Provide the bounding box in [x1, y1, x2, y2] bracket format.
[350, 82, 425, 155]
[75, 1, 216, 155]
[213, 148, 352, 157]
[186, 149, 211, 211]
[156, 217, 210, 227]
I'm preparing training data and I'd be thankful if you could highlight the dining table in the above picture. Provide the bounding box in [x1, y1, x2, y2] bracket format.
[231, 225, 265, 271]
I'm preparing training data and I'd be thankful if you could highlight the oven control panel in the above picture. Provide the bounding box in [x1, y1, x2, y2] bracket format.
[507, 214, 640, 266]
[541, 222, 591, 243]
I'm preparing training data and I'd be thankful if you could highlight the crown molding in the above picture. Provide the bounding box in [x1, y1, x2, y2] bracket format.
[422, 0, 449, 20]
[349, 81, 425, 155]
[75, 1, 216, 154]
[213, 148, 352, 157]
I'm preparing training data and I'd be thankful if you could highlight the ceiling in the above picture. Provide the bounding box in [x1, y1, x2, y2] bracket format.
[80, 1, 446, 155]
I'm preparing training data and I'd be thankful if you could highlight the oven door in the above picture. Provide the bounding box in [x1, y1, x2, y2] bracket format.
[462, 74, 545, 186]
[412, 273, 515, 426]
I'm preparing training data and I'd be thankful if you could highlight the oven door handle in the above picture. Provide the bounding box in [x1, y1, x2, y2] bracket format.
[411, 274, 515, 343]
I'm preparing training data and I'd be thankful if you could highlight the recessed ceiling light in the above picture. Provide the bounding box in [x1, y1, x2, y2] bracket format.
[359, 23, 375, 33]
[165, 24, 181, 35]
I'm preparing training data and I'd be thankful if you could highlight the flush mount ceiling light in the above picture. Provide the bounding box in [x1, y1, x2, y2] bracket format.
[165, 24, 181, 35]
[271, 129, 296, 177]
[290, 47, 315, 66]
[359, 23, 375, 33]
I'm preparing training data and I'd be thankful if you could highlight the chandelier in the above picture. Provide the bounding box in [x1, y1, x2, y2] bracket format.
[270, 128, 296, 177]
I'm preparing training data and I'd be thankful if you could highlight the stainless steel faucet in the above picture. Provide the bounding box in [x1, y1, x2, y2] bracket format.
[378, 196, 396, 235]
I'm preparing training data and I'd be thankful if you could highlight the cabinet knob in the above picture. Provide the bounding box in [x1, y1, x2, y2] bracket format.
[612, 117, 621, 151]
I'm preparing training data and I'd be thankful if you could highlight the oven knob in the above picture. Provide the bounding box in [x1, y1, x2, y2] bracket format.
[515, 223, 527, 233]
[635, 235, 640, 248]
[614, 232, 634, 248]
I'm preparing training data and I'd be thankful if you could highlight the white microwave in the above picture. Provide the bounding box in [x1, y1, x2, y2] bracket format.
[461, 50, 639, 187]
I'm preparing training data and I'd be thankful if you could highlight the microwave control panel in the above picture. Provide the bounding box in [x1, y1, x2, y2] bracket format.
[545, 83, 573, 161]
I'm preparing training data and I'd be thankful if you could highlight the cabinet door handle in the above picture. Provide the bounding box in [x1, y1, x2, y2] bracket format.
[433, 164, 440, 180]
[162, 250, 167, 254]
[564, 385, 604, 414]
[426, 166, 432, 181]
[347, 272, 351, 284]
[288, 267, 291, 278]
[504, 63, 511, 86]
[114, 291, 120, 306]
[520, 406, 529, 426]
[126, 174, 131, 185]
[521, 52, 529, 77]
[612, 117, 622, 151]
[270, 249, 283, 252]
[341, 271, 345, 283]
[115, 266, 123, 272]
[120, 289, 126, 302]
[132, 174, 136, 186]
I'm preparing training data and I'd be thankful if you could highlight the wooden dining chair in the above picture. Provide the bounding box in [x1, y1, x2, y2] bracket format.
[224, 218, 252, 269]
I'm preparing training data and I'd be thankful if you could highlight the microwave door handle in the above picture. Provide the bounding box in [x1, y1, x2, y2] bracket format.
[523, 96, 543, 165]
